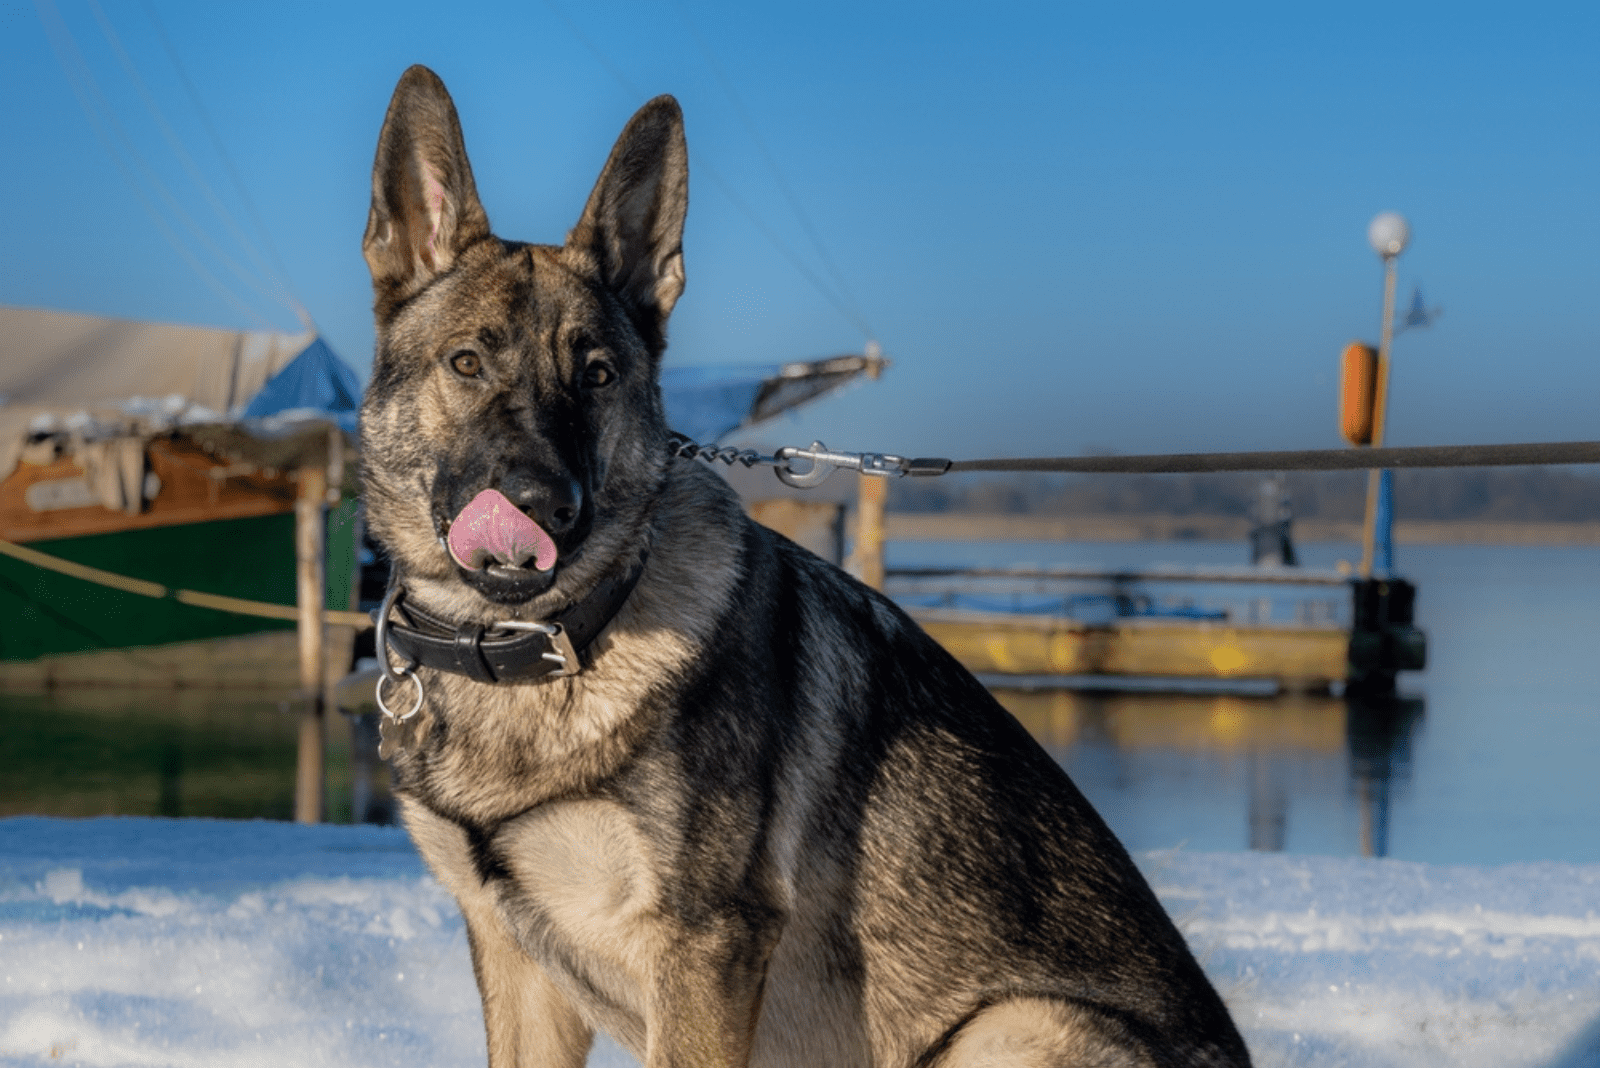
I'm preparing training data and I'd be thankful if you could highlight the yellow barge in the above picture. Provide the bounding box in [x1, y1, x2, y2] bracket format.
[889, 564, 1365, 692]
[912, 609, 1349, 690]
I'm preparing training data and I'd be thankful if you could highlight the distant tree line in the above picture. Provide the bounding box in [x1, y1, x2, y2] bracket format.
[888, 467, 1600, 522]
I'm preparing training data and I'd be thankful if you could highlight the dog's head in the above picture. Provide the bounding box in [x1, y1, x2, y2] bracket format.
[359, 66, 686, 612]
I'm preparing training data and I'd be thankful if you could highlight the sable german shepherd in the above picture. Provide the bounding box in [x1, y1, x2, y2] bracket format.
[360, 65, 1251, 1068]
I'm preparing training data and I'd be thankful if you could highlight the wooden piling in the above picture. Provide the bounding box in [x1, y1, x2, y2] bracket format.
[293, 464, 326, 824]
[856, 474, 887, 591]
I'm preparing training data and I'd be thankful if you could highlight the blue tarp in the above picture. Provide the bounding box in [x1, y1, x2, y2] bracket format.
[243, 337, 362, 422]
[659, 364, 782, 444]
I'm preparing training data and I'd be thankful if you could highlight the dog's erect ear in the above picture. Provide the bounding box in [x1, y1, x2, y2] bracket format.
[364, 66, 490, 305]
[567, 96, 688, 356]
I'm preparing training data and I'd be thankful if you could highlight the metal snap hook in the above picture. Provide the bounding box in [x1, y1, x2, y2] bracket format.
[775, 441, 840, 489]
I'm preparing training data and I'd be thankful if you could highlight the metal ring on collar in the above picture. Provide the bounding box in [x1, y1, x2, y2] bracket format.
[375, 668, 424, 722]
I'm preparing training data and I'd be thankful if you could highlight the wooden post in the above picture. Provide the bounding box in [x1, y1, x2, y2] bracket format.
[856, 473, 887, 591]
[294, 464, 327, 824]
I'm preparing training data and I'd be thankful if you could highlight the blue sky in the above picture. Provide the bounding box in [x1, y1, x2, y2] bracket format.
[2, 1, 1595, 460]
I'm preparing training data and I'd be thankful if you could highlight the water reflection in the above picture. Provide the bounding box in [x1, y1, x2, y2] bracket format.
[157, 738, 184, 818]
[1347, 691, 1424, 858]
[0, 688, 373, 822]
[3, 678, 1425, 856]
[994, 686, 1425, 857]
[346, 711, 395, 825]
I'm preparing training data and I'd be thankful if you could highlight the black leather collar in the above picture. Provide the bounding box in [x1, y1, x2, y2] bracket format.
[378, 554, 647, 684]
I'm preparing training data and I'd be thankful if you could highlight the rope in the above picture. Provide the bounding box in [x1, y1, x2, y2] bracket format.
[89, 0, 290, 312]
[543, 0, 876, 340]
[0, 538, 373, 630]
[670, 0, 875, 339]
[33, 0, 278, 331]
[137, 0, 305, 322]
[944, 440, 1600, 476]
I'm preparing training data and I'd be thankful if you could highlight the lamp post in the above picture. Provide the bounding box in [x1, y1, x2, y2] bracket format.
[1358, 212, 1409, 578]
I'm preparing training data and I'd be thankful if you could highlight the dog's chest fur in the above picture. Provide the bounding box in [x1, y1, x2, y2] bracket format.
[407, 792, 667, 1042]
[392, 467, 761, 1024]
[392, 466, 881, 1059]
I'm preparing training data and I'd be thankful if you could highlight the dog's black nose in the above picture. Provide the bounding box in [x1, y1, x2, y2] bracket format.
[500, 469, 583, 534]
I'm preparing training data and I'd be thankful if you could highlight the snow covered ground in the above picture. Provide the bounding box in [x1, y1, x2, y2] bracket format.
[1, 817, 1596, 1068]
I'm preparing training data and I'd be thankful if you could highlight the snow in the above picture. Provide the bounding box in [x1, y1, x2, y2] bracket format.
[2, 818, 1597, 1068]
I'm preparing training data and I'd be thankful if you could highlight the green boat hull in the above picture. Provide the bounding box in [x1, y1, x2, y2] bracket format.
[0, 501, 358, 662]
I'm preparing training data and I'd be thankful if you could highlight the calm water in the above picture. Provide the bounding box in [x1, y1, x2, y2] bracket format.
[890, 538, 1600, 866]
[0, 688, 382, 825]
[3, 540, 1596, 866]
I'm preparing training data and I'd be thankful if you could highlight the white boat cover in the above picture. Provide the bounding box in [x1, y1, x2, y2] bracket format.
[0, 305, 315, 486]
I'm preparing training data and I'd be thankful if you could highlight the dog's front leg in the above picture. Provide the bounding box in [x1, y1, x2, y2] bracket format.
[403, 801, 592, 1067]
[461, 892, 593, 1068]
[645, 922, 777, 1068]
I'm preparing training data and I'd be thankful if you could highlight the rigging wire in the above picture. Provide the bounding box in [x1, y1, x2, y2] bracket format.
[34, 0, 276, 331]
[541, 0, 876, 342]
[85, 0, 300, 324]
[137, 0, 308, 328]
[669, 0, 874, 340]
[701, 167, 878, 342]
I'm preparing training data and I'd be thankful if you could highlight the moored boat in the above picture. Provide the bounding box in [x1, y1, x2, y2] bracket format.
[0, 306, 361, 685]
[890, 563, 1356, 692]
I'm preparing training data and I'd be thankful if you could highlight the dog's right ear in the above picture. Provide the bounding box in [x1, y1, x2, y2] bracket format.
[363, 66, 490, 310]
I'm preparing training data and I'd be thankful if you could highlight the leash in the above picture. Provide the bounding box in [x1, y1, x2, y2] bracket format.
[668, 433, 1600, 486]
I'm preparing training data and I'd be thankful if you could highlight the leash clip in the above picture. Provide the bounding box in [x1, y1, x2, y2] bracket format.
[776, 441, 914, 488]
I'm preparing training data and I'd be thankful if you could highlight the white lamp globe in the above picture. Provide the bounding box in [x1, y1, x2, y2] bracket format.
[1368, 212, 1411, 258]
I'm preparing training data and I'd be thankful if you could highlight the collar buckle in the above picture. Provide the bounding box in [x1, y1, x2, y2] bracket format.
[488, 618, 579, 677]
[544, 623, 579, 676]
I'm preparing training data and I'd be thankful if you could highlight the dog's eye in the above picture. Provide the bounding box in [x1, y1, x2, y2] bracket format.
[582, 362, 616, 389]
[449, 350, 482, 378]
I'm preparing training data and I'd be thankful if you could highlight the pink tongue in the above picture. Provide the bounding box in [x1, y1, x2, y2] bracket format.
[447, 489, 558, 572]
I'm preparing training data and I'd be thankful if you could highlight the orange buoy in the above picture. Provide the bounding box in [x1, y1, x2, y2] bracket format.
[1340, 341, 1378, 446]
